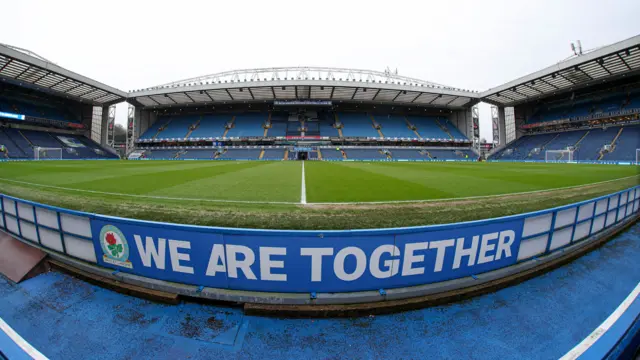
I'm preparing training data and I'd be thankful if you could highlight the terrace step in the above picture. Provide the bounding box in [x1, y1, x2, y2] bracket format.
[317, 148, 323, 160]
[259, 149, 265, 160]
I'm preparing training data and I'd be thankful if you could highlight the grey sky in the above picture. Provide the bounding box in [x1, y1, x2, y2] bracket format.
[1, 0, 639, 140]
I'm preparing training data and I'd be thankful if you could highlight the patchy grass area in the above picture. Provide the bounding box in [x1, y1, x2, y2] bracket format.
[0, 160, 637, 229]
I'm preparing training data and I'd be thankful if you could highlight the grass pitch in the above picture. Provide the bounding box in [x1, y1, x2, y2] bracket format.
[0, 160, 637, 229]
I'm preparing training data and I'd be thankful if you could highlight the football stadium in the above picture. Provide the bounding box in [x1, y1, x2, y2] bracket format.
[0, 25, 639, 359]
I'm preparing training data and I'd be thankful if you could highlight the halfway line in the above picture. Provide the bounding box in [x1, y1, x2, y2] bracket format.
[300, 160, 307, 204]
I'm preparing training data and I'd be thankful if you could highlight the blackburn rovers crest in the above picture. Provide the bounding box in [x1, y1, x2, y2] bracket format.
[99, 225, 133, 269]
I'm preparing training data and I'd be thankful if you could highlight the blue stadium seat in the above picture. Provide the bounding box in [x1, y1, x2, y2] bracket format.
[338, 113, 379, 138]
[374, 115, 415, 138]
[157, 115, 199, 139]
[217, 148, 261, 160]
[182, 149, 215, 159]
[345, 148, 388, 160]
[320, 148, 344, 160]
[493, 125, 639, 162]
[189, 115, 231, 139]
[407, 116, 451, 140]
[226, 114, 267, 138]
[389, 149, 428, 160]
[145, 150, 178, 159]
[262, 149, 284, 160]
[0, 128, 29, 158]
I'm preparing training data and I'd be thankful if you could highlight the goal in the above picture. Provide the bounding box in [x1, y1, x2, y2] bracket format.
[34, 147, 63, 161]
[636, 149, 640, 165]
[545, 149, 575, 163]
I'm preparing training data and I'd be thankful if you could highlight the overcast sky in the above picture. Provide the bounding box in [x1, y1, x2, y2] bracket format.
[1, 0, 639, 140]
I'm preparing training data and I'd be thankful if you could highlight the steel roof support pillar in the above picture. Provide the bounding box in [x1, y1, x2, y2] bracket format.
[472, 105, 480, 153]
[126, 104, 136, 156]
[105, 105, 116, 148]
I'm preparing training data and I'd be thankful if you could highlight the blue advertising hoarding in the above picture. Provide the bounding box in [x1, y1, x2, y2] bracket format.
[90, 216, 524, 293]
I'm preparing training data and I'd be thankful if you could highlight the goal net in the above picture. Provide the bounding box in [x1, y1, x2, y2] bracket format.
[34, 147, 63, 161]
[545, 149, 575, 163]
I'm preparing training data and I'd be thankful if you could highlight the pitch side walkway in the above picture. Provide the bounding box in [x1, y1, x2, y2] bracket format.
[0, 223, 639, 359]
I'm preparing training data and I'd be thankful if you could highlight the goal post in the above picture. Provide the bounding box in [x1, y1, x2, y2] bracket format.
[636, 149, 640, 165]
[545, 149, 575, 163]
[34, 147, 63, 161]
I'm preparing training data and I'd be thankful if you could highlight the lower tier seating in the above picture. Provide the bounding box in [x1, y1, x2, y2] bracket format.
[492, 125, 640, 161]
[0, 127, 117, 160]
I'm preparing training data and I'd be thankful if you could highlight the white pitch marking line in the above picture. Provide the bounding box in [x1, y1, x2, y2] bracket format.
[300, 160, 307, 204]
[308, 175, 640, 205]
[560, 282, 640, 360]
[0, 174, 637, 206]
[0, 178, 299, 205]
[0, 317, 48, 360]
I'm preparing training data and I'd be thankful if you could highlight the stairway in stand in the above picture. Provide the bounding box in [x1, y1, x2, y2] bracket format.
[184, 116, 202, 139]
[434, 118, 454, 140]
[222, 116, 236, 138]
[334, 113, 344, 138]
[370, 114, 385, 138]
[405, 116, 422, 138]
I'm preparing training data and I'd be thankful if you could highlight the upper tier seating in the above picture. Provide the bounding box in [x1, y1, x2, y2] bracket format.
[189, 115, 231, 139]
[407, 116, 451, 139]
[375, 115, 415, 138]
[319, 120, 339, 137]
[338, 113, 379, 138]
[0, 98, 79, 123]
[137, 112, 470, 141]
[158, 115, 199, 139]
[529, 92, 640, 124]
[139, 117, 171, 140]
[442, 119, 467, 140]
[226, 113, 266, 138]
[268, 122, 287, 137]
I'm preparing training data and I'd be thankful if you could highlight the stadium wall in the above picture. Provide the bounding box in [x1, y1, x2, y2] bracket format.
[0, 186, 638, 305]
[449, 108, 473, 140]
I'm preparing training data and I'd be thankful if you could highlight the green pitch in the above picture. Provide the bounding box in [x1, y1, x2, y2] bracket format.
[0, 160, 637, 203]
[0, 160, 637, 229]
